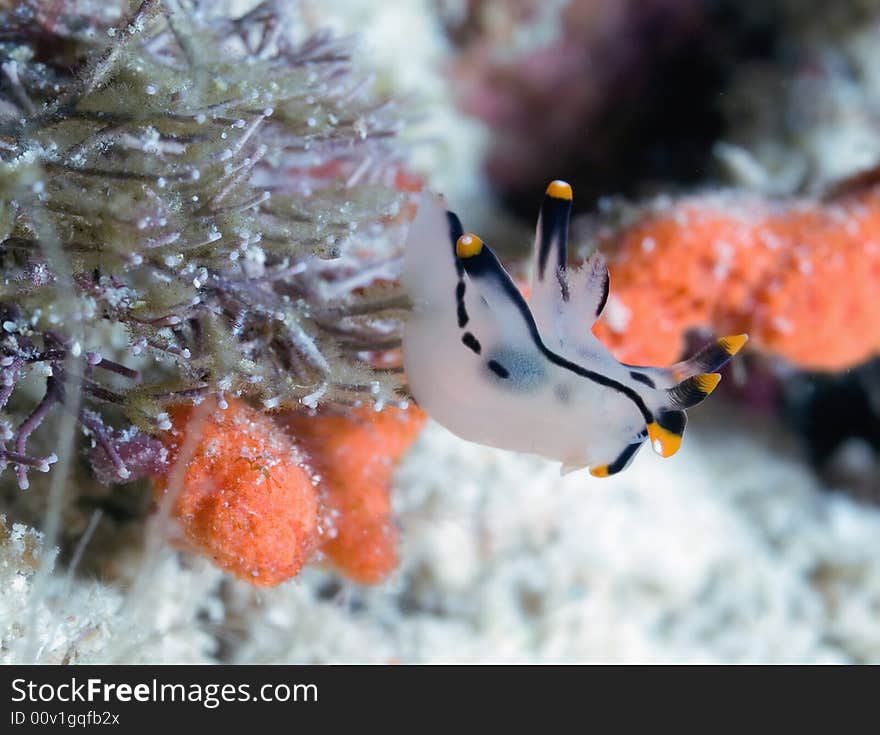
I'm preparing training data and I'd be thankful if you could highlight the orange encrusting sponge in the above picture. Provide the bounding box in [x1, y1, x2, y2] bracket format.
[152, 400, 426, 587]
[153, 397, 319, 587]
[281, 406, 426, 585]
[592, 187, 880, 371]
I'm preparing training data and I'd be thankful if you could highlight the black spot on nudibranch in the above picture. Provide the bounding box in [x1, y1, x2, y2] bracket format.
[486, 347, 547, 391]
[461, 332, 481, 354]
[487, 360, 510, 379]
[554, 384, 571, 403]
[448, 211, 470, 329]
[630, 371, 656, 388]
[455, 281, 468, 328]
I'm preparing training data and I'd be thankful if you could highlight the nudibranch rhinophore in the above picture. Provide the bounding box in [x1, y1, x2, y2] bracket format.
[402, 180, 748, 477]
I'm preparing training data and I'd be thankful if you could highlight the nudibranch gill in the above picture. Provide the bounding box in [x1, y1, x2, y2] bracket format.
[402, 181, 748, 477]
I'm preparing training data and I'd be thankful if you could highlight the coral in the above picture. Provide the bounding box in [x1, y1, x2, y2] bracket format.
[591, 182, 880, 371]
[282, 405, 426, 584]
[0, 0, 411, 489]
[153, 396, 318, 587]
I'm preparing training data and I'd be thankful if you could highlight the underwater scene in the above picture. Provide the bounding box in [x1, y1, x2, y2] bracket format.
[0, 0, 879, 664]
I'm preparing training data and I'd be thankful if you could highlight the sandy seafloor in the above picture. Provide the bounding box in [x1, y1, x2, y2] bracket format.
[3, 404, 879, 664]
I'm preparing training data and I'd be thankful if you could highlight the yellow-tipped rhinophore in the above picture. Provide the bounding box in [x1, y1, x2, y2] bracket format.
[647, 422, 683, 458]
[589, 464, 610, 478]
[456, 233, 483, 259]
[694, 372, 722, 395]
[546, 180, 573, 201]
[719, 333, 749, 356]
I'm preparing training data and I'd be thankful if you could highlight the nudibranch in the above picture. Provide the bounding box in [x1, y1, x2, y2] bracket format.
[402, 180, 748, 477]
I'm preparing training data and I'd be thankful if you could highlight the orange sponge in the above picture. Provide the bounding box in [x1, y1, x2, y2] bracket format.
[282, 406, 426, 584]
[592, 186, 880, 371]
[154, 397, 319, 587]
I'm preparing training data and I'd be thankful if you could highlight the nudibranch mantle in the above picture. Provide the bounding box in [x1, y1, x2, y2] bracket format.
[402, 181, 747, 477]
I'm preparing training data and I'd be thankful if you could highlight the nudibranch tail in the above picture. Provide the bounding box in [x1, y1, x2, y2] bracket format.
[401, 181, 749, 480]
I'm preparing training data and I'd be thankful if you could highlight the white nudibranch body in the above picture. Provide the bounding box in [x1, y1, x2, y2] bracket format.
[402, 180, 748, 477]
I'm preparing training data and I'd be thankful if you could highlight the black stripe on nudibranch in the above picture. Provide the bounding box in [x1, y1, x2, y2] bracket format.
[487, 360, 510, 379]
[630, 371, 656, 388]
[455, 281, 468, 328]
[675, 334, 748, 376]
[607, 440, 644, 475]
[596, 272, 609, 317]
[461, 332, 481, 354]
[591, 429, 648, 477]
[536, 195, 573, 300]
[684, 341, 732, 374]
[448, 211, 469, 328]
[667, 373, 720, 409]
[447, 212, 465, 272]
[459, 245, 654, 423]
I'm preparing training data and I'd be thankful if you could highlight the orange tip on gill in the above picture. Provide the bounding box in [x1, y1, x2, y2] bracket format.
[695, 372, 722, 395]
[720, 333, 749, 356]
